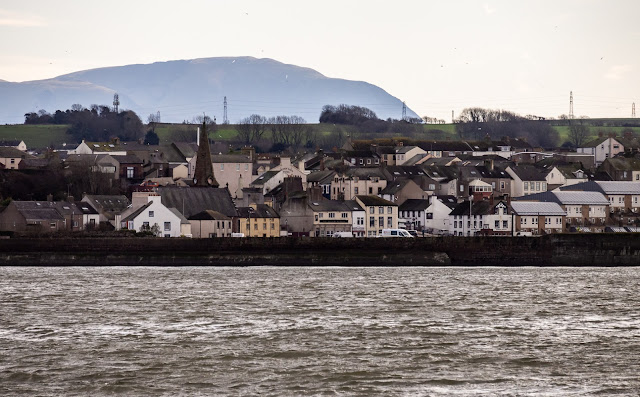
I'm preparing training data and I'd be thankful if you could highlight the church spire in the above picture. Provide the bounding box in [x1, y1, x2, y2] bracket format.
[193, 122, 218, 187]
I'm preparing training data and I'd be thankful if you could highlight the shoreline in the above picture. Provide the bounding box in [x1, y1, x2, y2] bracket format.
[1, 234, 639, 266]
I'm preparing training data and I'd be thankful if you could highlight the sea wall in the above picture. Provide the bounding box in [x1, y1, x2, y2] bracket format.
[1, 234, 639, 266]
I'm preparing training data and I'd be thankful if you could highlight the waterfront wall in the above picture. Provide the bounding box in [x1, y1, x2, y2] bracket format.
[1, 234, 639, 266]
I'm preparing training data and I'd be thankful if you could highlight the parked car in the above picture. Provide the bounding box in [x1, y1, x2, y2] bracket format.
[333, 232, 354, 238]
[406, 230, 419, 237]
[380, 229, 414, 237]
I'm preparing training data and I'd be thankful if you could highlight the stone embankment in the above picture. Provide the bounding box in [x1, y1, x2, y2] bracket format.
[1, 234, 639, 266]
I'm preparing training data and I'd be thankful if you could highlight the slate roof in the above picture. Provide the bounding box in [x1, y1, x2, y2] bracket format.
[449, 200, 494, 216]
[237, 204, 279, 218]
[436, 195, 459, 209]
[188, 210, 231, 221]
[399, 199, 430, 212]
[306, 170, 335, 184]
[308, 200, 352, 212]
[508, 164, 547, 181]
[343, 200, 364, 212]
[211, 154, 252, 163]
[12, 202, 65, 221]
[342, 167, 387, 179]
[604, 157, 640, 171]
[111, 154, 143, 164]
[251, 171, 281, 186]
[0, 147, 33, 158]
[385, 166, 427, 178]
[156, 187, 238, 218]
[356, 195, 397, 207]
[511, 201, 566, 216]
[122, 202, 153, 222]
[380, 179, 416, 195]
[83, 195, 131, 213]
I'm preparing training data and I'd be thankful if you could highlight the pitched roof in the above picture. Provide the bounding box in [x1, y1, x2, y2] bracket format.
[0, 147, 33, 158]
[596, 181, 640, 195]
[449, 200, 494, 216]
[83, 195, 131, 213]
[306, 170, 335, 184]
[399, 199, 430, 211]
[508, 164, 547, 181]
[188, 210, 231, 221]
[237, 204, 279, 218]
[515, 190, 609, 205]
[211, 154, 252, 163]
[251, 170, 281, 186]
[122, 202, 153, 222]
[356, 195, 397, 207]
[380, 178, 416, 195]
[308, 200, 352, 212]
[156, 186, 238, 218]
[511, 201, 566, 216]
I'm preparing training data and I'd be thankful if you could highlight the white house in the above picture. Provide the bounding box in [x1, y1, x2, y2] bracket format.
[120, 194, 187, 237]
[577, 136, 625, 166]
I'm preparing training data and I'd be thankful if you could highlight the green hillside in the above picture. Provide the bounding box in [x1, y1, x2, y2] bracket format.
[0, 124, 72, 149]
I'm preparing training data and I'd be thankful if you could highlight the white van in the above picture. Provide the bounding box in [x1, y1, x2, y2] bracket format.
[380, 229, 414, 238]
[333, 232, 354, 238]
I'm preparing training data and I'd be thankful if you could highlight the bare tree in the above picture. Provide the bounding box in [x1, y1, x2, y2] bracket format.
[236, 114, 268, 144]
[568, 123, 591, 148]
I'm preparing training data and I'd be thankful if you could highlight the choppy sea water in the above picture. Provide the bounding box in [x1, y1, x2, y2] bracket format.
[1, 266, 639, 396]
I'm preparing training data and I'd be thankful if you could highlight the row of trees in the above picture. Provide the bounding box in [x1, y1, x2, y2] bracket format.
[25, 105, 144, 143]
[236, 114, 312, 150]
[455, 107, 559, 148]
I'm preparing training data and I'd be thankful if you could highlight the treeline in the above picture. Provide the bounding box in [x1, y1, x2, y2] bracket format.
[319, 104, 424, 134]
[24, 105, 144, 143]
[455, 107, 559, 148]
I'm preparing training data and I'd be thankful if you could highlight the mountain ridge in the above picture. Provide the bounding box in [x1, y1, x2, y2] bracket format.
[0, 57, 419, 124]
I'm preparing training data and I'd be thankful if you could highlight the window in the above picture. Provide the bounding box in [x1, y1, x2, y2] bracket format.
[127, 167, 134, 178]
[254, 223, 258, 230]
[379, 206, 384, 214]
[378, 187, 382, 194]
[10, 158, 15, 164]
[236, 164, 240, 170]
[503, 220, 508, 228]
[50, 222, 56, 228]
[329, 212, 335, 218]
[460, 185, 464, 192]
[536, 182, 541, 191]
[245, 164, 249, 171]
[263, 223, 267, 230]
[221, 164, 224, 170]
[495, 220, 499, 229]
[148, 211, 154, 217]
[357, 217, 364, 225]
[367, 159, 371, 164]
[387, 217, 392, 228]
[164, 222, 171, 231]
[369, 217, 375, 227]
[369, 207, 374, 214]
[379, 217, 384, 227]
[271, 223, 275, 230]
[524, 182, 529, 191]
[354, 187, 359, 194]
[319, 213, 324, 218]
[369, 187, 373, 194]
[341, 213, 348, 218]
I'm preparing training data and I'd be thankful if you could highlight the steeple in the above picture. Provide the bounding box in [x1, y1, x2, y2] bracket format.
[193, 122, 219, 187]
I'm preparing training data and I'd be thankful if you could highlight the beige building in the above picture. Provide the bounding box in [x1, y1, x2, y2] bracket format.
[237, 204, 280, 237]
[331, 168, 388, 201]
[511, 201, 566, 235]
[189, 210, 233, 238]
[355, 195, 399, 237]
[309, 200, 353, 237]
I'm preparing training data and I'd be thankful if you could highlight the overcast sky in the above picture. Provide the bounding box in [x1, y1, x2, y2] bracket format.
[1, 0, 638, 122]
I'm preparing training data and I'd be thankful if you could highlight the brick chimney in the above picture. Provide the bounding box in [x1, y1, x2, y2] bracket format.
[308, 186, 323, 203]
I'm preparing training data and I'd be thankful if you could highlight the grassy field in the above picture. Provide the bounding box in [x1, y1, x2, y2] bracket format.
[0, 124, 72, 149]
[3, 120, 637, 151]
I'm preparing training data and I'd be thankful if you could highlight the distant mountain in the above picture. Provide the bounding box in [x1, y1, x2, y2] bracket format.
[0, 57, 419, 124]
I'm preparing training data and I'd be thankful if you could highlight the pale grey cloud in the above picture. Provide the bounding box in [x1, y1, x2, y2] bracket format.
[0, 9, 45, 27]
[604, 65, 633, 80]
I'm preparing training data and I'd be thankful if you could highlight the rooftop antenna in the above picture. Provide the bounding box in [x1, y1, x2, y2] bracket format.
[223, 96, 229, 124]
[569, 91, 574, 119]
